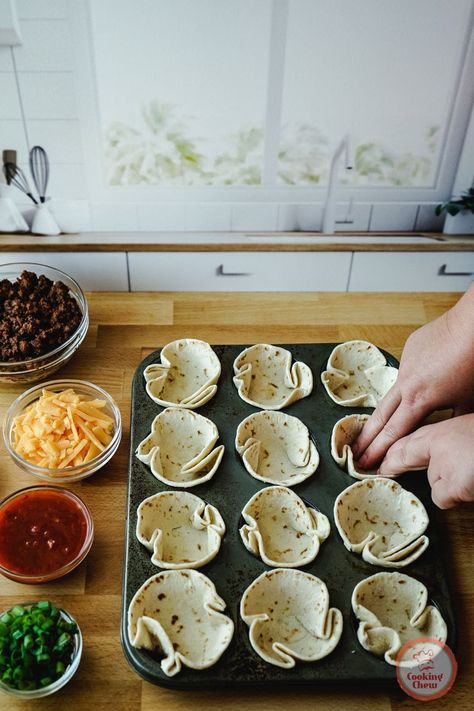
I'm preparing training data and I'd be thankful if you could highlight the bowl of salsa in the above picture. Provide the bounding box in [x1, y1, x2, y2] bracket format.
[0, 486, 93, 583]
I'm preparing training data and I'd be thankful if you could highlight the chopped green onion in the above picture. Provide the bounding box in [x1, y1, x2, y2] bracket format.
[0, 602, 78, 691]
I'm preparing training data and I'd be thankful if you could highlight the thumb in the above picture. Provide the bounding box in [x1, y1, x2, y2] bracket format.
[431, 478, 457, 509]
[378, 427, 431, 477]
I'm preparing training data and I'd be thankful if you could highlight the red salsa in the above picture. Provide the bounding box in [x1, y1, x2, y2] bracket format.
[0, 489, 89, 577]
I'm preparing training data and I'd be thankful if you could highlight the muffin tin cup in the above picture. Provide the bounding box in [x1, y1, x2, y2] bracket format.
[121, 344, 456, 689]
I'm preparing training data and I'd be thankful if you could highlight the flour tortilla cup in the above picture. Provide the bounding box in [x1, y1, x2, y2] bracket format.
[352, 572, 447, 666]
[331, 413, 377, 479]
[240, 486, 329, 567]
[235, 410, 319, 486]
[144, 338, 221, 409]
[334, 477, 429, 567]
[137, 491, 225, 569]
[321, 340, 398, 407]
[128, 569, 234, 677]
[233, 344, 313, 410]
[240, 568, 342, 668]
[136, 407, 224, 488]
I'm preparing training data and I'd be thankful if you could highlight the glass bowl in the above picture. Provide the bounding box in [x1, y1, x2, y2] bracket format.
[0, 262, 89, 384]
[0, 602, 82, 698]
[0, 485, 94, 583]
[3, 379, 122, 483]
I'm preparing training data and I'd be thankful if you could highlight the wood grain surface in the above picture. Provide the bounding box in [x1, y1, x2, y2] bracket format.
[0, 291, 471, 711]
[0, 231, 473, 252]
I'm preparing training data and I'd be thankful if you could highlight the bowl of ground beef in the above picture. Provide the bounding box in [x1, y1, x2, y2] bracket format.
[0, 263, 88, 383]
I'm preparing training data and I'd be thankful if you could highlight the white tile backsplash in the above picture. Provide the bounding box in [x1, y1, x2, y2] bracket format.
[370, 203, 418, 232]
[0, 120, 29, 159]
[0, 47, 13, 71]
[231, 203, 279, 231]
[47, 163, 87, 199]
[19, 72, 77, 119]
[27, 120, 83, 162]
[138, 204, 187, 231]
[415, 204, 445, 231]
[90, 203, 139, 231]
[13, 20, 74, 71]
[185, 204, 231, 231]
[277, 203, 372, 232]
[0, 74, 21, 119]
[17, 0, 68, 19]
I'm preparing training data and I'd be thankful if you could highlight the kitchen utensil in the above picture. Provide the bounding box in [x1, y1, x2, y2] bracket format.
[122, 343, 456, 689]
[29, 145, 50, 203]
[3, 162, 38, 204]
[0, 183, 28, 232]
[31, 201, 61, 235]
[2, 149, 17, 184]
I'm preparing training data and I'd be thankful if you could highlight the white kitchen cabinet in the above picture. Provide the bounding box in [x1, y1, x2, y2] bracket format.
[349, 252, 474, 292]
[127, 251, 351, 292]
[0, 252, 129, 290]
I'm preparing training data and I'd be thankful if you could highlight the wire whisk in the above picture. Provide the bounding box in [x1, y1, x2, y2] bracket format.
[29, 145, 50, 203]
[2, 163, 38, 204]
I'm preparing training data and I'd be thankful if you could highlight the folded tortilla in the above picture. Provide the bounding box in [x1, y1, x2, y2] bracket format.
[235, 410, 319, 486]
[331, 413, 377, 479]
[137, 491, 225, 569]
[233, 344, 313, 410]
[321, 340, 398, 407]
[128, 570, 234, 676]
[144, 338, 221, 409]
[352, 572, 447, 666]
[240, 486, 329, 567]
[240, 569, 342, 668]
[136, 407, 224, 487]
[334, 478, 429, 567]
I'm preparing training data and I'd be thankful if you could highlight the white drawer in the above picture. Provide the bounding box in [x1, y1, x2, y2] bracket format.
[128, 251, 351, 292]
[349, 252, 474, 292]
[0, 252, 129, 291]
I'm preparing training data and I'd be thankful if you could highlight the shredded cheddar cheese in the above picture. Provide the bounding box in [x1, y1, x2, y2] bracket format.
[12, 388, 114, 471]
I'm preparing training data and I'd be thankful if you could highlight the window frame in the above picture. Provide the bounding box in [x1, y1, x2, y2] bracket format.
[72, 0, 474, 206]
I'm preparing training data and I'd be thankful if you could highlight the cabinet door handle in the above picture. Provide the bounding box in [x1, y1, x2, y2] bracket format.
[216, 264, 252, 277]
[438, 264, 474, 277]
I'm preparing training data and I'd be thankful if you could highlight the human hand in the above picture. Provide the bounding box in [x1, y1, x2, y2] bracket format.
[353, 288, 474, 469]
[376, 414, 474, 509]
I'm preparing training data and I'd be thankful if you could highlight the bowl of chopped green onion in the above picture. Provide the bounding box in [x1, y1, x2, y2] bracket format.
[0, 600, 82, 698]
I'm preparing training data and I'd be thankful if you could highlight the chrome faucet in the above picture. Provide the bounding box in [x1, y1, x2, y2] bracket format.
[321, 134, 354, 234]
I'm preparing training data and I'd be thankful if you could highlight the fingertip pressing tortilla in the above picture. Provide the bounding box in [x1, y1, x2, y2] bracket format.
[235, 410, 319, 486]
[128, 570, 234, 677]
[331, 413, 377, 479]
[240, 569, 342, 668]
[321, 340, 398, 407]
[136, 407, 224, 488]
[144, 339, 221, 409]
[137, 491, 225, 569]
[239, 486, 330, 567]
[352, 572, 447, 666]
[334, 477, 429, 567]
[233, 344, 313, 410]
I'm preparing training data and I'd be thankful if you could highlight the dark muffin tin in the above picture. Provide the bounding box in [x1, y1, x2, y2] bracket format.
[121, 343, 456, 689]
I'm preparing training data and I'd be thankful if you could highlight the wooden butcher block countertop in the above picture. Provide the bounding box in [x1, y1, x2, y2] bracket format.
[0, 291, 471, 711]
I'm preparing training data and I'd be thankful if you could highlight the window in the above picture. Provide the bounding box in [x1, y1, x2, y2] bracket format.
[77, 0, 474, 206]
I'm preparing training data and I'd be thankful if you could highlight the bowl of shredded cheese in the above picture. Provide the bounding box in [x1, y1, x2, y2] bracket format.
[2, 379, 122, 482]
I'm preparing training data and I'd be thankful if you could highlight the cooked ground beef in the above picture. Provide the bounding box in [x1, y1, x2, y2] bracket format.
[0, 270, 83, 361]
